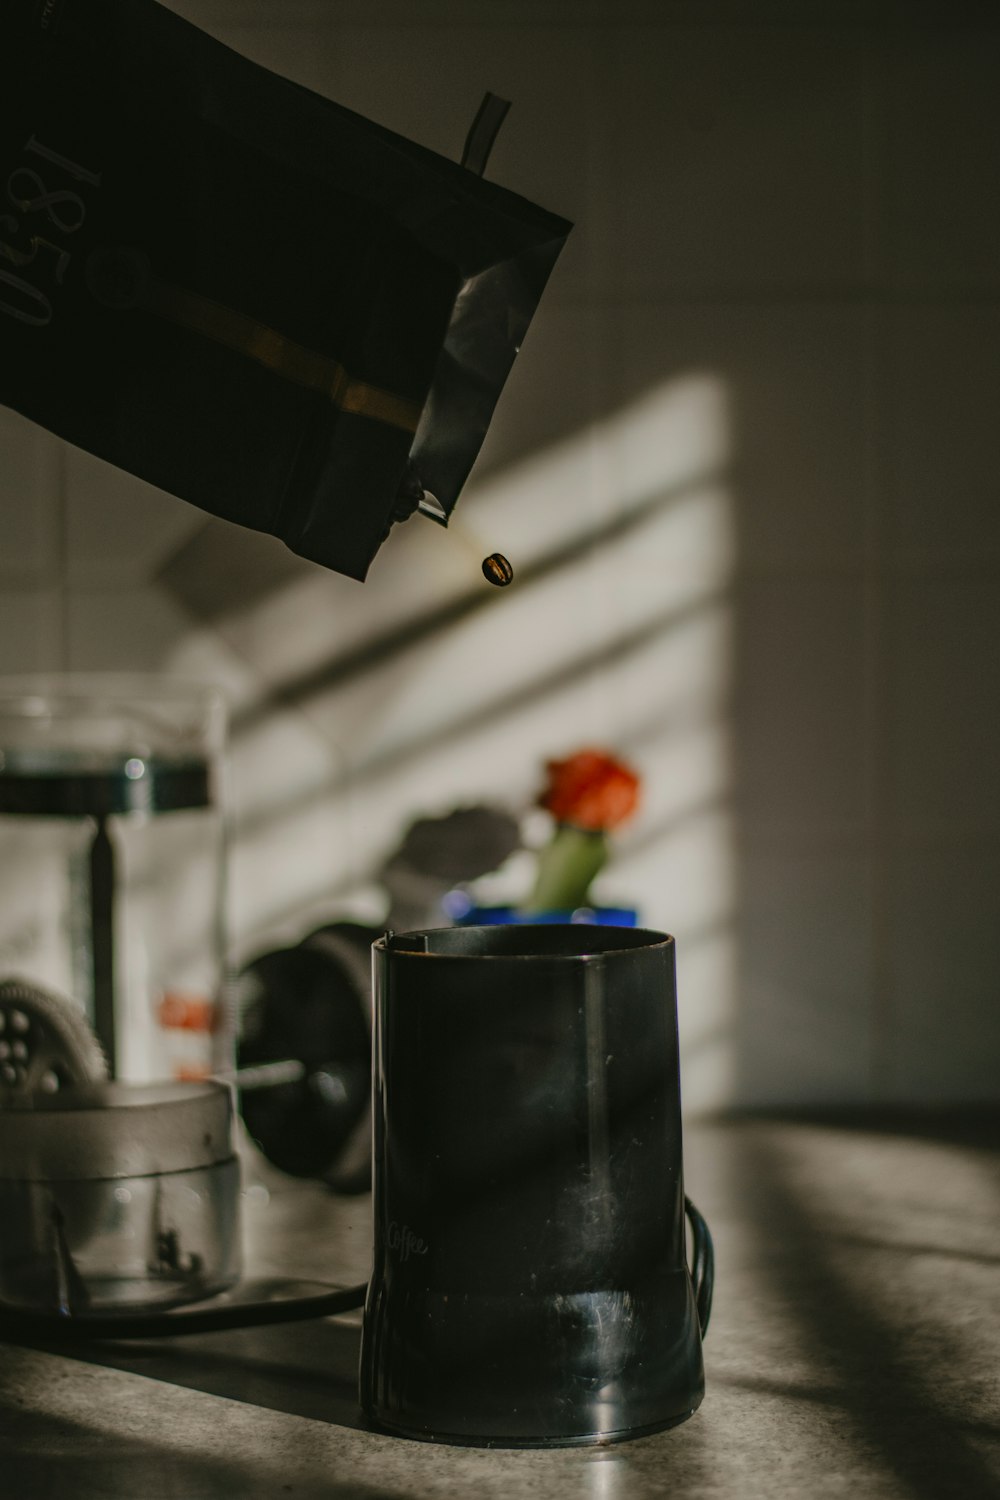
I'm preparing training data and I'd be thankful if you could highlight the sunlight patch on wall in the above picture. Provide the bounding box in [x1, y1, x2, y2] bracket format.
[171, 374, 739, 1107]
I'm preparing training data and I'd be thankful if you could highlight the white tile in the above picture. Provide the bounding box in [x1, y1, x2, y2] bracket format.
[465, 376, 682, 574]
[296, 464, 731, 798]
[471, 304, 607, 489]
[601, 596, 734, 774]
[228, 708, 345, 831]
[0, 409, 61, 578]
[0, 588, 64, 673]
[886, 307, 1000, 563]
[163, 622, 260, 718]
[888, 575, 1000, 832]
[734, 573, 870, 833]
[734, 845, 874, 1104]
[325, 23, 600, 299]
[606, 25, 868, 294]
[63, 450, 207, 586]
[229, 782, 352, 956]
[676, 927, 738, 1115]
[883, 27, 1000, 290]
[65, 585, 193, 673]
[887, 847, 1000, 1102]
[199, 21, 343, 95]
[334, 557, 611, 771]
[615, 304, 873, 568]
[614, 803, 736, 941]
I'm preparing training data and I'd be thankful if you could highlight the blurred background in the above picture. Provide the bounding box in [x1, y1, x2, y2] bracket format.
[1, 0, 997, 1114]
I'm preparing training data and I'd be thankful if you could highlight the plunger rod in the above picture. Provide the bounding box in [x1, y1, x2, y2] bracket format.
[89, 816, 116, 1077]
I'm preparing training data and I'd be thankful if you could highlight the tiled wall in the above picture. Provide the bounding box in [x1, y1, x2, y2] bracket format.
[1, 0, 998, 1109]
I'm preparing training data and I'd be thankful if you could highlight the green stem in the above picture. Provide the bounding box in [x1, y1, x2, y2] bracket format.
[525, 826, 608, 913]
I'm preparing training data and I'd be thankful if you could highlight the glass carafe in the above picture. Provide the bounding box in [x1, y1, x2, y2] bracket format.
[0, 675, 229, 1093]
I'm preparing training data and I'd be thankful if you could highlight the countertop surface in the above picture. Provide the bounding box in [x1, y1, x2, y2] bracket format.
[2, 1111, 999, 1499]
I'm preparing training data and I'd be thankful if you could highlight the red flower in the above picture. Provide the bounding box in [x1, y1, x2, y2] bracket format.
[538, 748, 640, 832]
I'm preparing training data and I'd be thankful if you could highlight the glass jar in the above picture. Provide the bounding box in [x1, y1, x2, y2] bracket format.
[0, 1079, 241, 1314]
[0, 675, 230, 1092]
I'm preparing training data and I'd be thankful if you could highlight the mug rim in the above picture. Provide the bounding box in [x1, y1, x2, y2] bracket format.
[375, 924, 674, 962]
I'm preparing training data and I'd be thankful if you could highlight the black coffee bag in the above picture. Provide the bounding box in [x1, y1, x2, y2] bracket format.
[0, 0, 570, 579]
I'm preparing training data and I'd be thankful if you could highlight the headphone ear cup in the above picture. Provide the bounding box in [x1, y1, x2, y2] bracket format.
[235, 932, 373, 1181]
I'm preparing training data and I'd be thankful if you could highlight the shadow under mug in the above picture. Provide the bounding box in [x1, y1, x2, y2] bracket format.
[360, 923, 712, 1447]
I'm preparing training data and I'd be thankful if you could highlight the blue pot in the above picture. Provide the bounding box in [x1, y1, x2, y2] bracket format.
[457, 904, 638, 927]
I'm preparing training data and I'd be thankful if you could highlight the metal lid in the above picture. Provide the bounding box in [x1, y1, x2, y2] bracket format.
[0, 1080, 234, 1181]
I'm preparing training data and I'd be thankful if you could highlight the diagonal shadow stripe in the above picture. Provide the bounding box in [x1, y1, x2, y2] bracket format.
[823, 1233, 1000, 1270]
[615, 793, 732, 866]
[233, 585, 730, 855]
[338, 588, 729, 793]
[732, 1124, 1000, 1500]
[231, 466, 726, 735]
[0, 1366, 388, 1494]
[23, 1317, 365, 1431]
[224, 602, 730, 948]
[717, 1368, 1000, 1441]
[623, 692, 731, 756]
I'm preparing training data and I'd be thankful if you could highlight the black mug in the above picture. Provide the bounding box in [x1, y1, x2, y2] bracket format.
[360, 924, 713, 1447]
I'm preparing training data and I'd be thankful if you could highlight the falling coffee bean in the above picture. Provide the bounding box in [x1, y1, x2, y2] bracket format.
[482, 553, 514, 587]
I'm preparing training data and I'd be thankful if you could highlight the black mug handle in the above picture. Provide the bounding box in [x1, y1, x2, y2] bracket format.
[684, 1196, 714, 1336]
